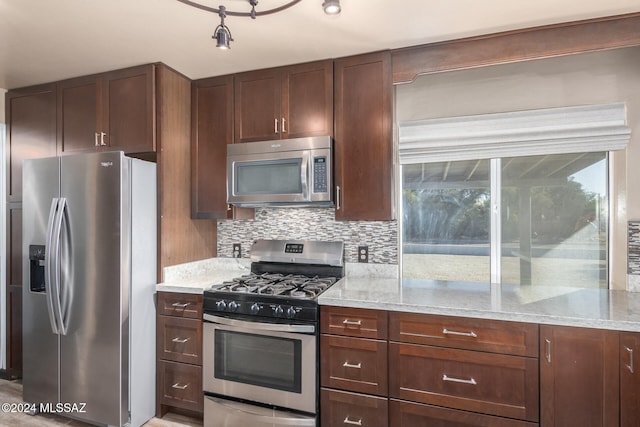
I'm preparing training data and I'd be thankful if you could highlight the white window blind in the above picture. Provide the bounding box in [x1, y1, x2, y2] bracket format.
[398, 103, 631, 164]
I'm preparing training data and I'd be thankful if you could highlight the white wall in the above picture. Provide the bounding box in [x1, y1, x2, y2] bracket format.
[395, 47, 640, 290]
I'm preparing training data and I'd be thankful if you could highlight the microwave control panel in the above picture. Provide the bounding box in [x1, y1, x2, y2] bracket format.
[313, 156, 328, 193]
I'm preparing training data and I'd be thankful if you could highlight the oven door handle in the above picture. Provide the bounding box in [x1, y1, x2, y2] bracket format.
[203, 313, 316, 334]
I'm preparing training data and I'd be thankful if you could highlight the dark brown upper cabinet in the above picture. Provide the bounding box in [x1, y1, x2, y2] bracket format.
[192, 75, 234, 220]
[191, 75, 254, 220]
[58, 64, 155, 155]
[234, 60, 333, 143]
[334, 51, 393, 221]
[5, 84, 57, 199]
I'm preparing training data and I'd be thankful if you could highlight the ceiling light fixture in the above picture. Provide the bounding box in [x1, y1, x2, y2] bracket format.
[322, 0, 341, 15]
[177, 0, 342, 50]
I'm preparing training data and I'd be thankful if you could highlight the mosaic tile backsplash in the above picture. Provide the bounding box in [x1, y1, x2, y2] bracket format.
[217, 208, 398, 264]
[628, 221, 640, 274]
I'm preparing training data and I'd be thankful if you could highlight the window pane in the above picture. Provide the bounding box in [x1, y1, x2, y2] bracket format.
[402, 160, 490, 282]
[501, 153, 608, 288]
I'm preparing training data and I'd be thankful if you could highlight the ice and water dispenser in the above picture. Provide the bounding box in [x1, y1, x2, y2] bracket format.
[29, 245, 46, 292]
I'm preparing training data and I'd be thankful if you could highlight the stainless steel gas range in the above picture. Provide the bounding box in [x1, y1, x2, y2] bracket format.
[202, 239, 344, 427]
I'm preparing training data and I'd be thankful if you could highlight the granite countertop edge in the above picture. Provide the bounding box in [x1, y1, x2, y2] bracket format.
[318, 277, 640, 333]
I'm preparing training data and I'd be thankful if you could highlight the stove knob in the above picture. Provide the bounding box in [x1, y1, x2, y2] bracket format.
[250, 303, 261, 315]
[286, 307, 297, 319]
[216, 300, 227, 311]
[274, 305, 284, 316]
[228, 301, 239, 312]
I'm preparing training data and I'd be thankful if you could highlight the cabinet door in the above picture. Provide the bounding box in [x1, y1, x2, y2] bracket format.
[334, 51, 393, 221]
[620, 332, 640, 427]
[58, 75, 100, 154]
[6, 84, 57, 198]
[540, 325, 619, 427]
[282, 60, 333, 139]
[192, 76, 234, 219]
[234, 68, 281, 143]
[104, 65, 155, 153]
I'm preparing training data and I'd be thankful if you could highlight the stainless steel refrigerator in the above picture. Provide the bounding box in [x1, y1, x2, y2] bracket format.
[22, 151, 156, 427]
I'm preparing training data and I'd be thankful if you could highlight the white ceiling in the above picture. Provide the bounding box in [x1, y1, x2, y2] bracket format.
[1, 0, 639, 90]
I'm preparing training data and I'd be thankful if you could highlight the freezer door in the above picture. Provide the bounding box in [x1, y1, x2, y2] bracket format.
[22, 156, 61, 405]
[58, 151, 129, 426]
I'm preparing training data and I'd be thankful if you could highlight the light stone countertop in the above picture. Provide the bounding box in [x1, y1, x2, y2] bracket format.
[318, 276, 640, 332]
[156, 257, 251, 294]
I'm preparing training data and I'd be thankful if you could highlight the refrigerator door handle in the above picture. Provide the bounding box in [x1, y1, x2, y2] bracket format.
[44, 198, 61, 334]
[48, 197, 67, 336]
[57, 198, 71, 336]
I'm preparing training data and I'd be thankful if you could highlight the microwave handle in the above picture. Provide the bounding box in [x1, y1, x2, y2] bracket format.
[301, 152, 309, 199]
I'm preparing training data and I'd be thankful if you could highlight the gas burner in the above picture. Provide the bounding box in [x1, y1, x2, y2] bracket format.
[290, 289, 316, 298]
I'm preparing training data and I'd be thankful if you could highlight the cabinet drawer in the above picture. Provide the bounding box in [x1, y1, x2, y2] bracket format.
[321, 388, 388, 427]
[321, 334, 387, 396]
[389, 399, 538, 427]
[389, 312, 538, 357]
[159, 360, 203, 413]
[157, 292, 202, 318]
[157, 315, 202, 365]
[389, 342, 539, 422]
[321, 306, 387, 339]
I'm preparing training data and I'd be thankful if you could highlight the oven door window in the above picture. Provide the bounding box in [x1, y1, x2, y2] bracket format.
[235, 159, 302, 195]
[214, 330, 302, 393]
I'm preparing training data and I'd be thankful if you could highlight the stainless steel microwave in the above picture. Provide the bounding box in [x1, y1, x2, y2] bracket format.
[226, 136, 333, 207]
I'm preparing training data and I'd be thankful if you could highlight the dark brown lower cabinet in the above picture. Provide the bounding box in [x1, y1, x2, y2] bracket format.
[321, 388, 388, 427]
[158, 360, 203, 413]
[389, 399, 538, 427]
[620, 332, 640, 427]
[156, 292, 203, 416]
[389, 342, 539, 422]
[540, 325, 619, 427]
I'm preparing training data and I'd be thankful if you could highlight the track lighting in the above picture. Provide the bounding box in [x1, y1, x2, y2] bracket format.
[177, 0, 342, 49]
[213, 6, 233, 49]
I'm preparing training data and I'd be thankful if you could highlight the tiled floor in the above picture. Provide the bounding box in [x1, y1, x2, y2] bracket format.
[0, 379, 203, 427]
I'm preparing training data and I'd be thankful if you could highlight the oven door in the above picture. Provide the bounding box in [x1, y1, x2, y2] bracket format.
[203, 314, 317, 414]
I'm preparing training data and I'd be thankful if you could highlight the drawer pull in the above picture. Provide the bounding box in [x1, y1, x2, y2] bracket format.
[442, 374, 477, 385]
[342, 361, 362, 369]
[442, 328, 477, 338]
[171, 302, 189, 309]
[545, 339, 552, 363]
[343, 416, 363, 426]
[172, 337, 190, 344]
[342, 319, 362, 327]
[625, 346, 634, 373]
[171, 382, 189, 390]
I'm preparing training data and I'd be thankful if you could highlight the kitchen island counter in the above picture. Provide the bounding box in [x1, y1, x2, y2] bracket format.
[319, 276, 640, 332]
